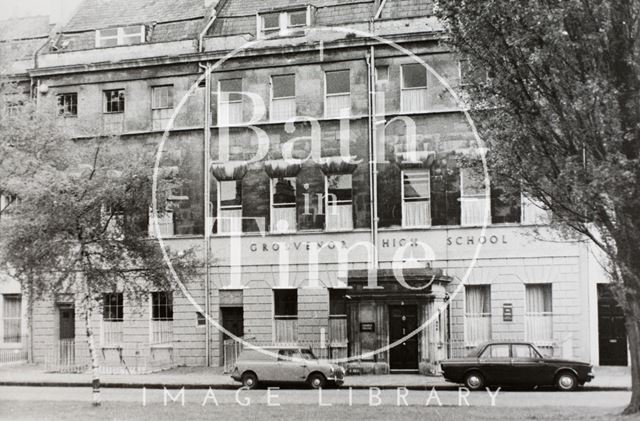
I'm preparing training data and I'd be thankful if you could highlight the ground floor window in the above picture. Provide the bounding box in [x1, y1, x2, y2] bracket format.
[102, 293, 123, 347]
[525, 283, 553, 343]
[464, 285, 491, 346]
[328, 289, 348, 345]
[2, 294, 21, 344]
[274, 289, 298, 344]
[151, 291, 173, 345]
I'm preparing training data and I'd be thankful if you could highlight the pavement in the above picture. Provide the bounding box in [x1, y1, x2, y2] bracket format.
[0, 364, 631, 390]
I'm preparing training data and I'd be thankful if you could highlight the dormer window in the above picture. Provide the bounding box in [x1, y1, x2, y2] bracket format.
[96, 25, 145, 48]
[257, 7, 311, 39]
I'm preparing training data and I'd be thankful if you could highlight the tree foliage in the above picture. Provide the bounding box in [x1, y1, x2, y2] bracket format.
[435, 0, 640, 413]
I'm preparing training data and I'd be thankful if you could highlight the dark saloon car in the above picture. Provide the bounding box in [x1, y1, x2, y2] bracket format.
[441, 341, 594, 391]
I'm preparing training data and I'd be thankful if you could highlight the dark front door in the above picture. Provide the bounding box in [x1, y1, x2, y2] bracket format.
[598, 284, 628, 366]
[388, 305, 418, 371]
[221, 307, 244, 341]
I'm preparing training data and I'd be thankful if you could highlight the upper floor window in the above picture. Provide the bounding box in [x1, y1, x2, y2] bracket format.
[57, 93, 77, 117]
[103, 89, 125, 113]
[402, 169, 431, 228]
[491, 186, 521, 224]
[96, 25, 145, 48]
[218, 78, 243, 126]
[401, 63, 428, 112]
[151, 85, 174, 131]
[325, 70, 351, 118]
[325, 174, 353, 231]
[270, 74, 296, 121]
[459, 59, 489, 86]
[218, 180, 243, 234]
[271, 177, 296, 233]
[460, 167, 489, 227]
[257, 8, 309, 39]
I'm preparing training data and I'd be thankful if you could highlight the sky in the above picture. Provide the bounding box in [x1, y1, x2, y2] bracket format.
[1, 0, 83, 24]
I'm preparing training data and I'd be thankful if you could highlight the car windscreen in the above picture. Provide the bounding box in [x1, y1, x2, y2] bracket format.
[299, 349, 317, 360]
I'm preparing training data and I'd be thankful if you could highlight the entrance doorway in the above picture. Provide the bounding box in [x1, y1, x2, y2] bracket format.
[598, 284, 628, 366]
[221, 307, 244, 340]
[388, 305, 418, 371]
[58, 305, 75, 365]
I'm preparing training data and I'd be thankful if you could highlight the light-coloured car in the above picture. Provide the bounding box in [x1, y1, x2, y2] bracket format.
[230, 345, 345, 389]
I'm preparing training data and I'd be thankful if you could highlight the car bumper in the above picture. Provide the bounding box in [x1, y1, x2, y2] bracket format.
[584, 372, 595, 383]
[328, 375, 345, 386]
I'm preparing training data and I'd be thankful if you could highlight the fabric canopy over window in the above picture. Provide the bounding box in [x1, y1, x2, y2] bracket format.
[263, 159, 303, 178]
[210, 161, 247, 181]
[318, 156, 359, 175]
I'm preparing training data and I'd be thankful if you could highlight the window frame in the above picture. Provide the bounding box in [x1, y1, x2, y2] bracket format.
[95, 25, 145, 48]
[151, 85, 174, 110]
[257, 7, 310, 39]
[57, 93, 78, 117]
[400, 63, 428, 112]
[217, 78, 243, 125]
[324, 173, 354, 232]
[273, 289, 298, 318]
[401, 169, 431, 228]
[270, 177, 297, 233]
[2, 294, 22, 344]
[103, 89, 125, 114]
[151, 291, 174, 321]
[324, 69, 351, 118]
[102, 292, 124, 321]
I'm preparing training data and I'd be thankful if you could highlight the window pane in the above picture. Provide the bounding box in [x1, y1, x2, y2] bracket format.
[152, 291, 173, 320]
[326, 70, 350, 95]
[102, 293, 123, 320]
[262, 13, 280, 29]
[402, 63, 427, 88]
[272, 74, 295, 98]
[288, 10, 306, 26]
[491, 186, 521, 223]
[327, 174, 352, 203]
[526, 284, 552, 313]
[375, 65, 389, 81]
[100, 28, 118, 38]
[272, 177, 296, 205]
[220, 180, 242, 208]
[122, 25, 142, 35]
[274, 289, 297, 316]
[57, 93, 78, 116]
[465, 285, 490, 314]
[482, 344, 509, 358]
[3, 295, 21, 318]
[329, 289, 347, 315]
[513, 344, 537, 359]
[152, 86, 173, 109]
[104, 89, 125, 113]
[220, 79, 242, 102]
[403, 170, 430, 199]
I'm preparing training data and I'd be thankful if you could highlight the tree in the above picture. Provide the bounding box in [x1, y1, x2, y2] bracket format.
[435, 0, 640, 413]
[0, 88, 198, 406]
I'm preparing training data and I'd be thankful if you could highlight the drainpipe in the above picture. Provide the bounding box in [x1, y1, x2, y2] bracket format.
[374, 0, 388, 19]
[200, 61, 212, 366]
[366, 46, 379, 270]
[198, 1, 219, 53]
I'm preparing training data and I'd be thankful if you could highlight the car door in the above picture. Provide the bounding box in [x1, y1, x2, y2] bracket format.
[478, 344, 514, 385]
[510, 344, 544, 386]
[277, 349, 307, 383]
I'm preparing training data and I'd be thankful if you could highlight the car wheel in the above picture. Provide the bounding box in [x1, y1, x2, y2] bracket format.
[555, 372, 577, 391]
[464, 371, 485, 391]
[307, 373, 327, 389]
[241, 372, 258, 389]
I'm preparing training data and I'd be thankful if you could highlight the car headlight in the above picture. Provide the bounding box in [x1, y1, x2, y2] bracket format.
[329, 367, 335, 376]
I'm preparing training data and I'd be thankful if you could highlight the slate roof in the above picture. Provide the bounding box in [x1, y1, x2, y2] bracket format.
[218, 0, 374, 16]
[63, 0, 207, 32]
[0, 16, 51, 41]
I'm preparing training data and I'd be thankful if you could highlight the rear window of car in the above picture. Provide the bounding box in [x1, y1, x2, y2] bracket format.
[480, 344, 510, 358]
[237, 349, 275, 362]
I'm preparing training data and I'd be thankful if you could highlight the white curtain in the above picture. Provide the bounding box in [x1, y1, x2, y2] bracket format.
[148, 211, 174, 238]
[325, 94, 351, 118]
[465, 285, 490, 314]
[461, 197, 489, 226]
[271, 98, 296, 121]
[271, 207, 296, 233]
[401, 88, 427, 112]
[218, 102, 243, 125]
[152, 108, 173, 131]
[526, 284, 552, 313]
[219, 208, 242, 234]
[403, 201, 431, 227]
[326, 204, 353, 231]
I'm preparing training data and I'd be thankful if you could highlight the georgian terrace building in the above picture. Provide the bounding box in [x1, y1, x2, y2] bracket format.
[0, 0, 626, 373]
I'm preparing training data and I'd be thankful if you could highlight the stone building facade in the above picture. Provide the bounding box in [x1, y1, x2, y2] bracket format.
[0, 0, 624, 372]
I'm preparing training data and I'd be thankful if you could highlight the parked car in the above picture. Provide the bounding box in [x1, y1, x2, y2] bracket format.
[441, 341, 594, 391]
[230, 345, 346, 389]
